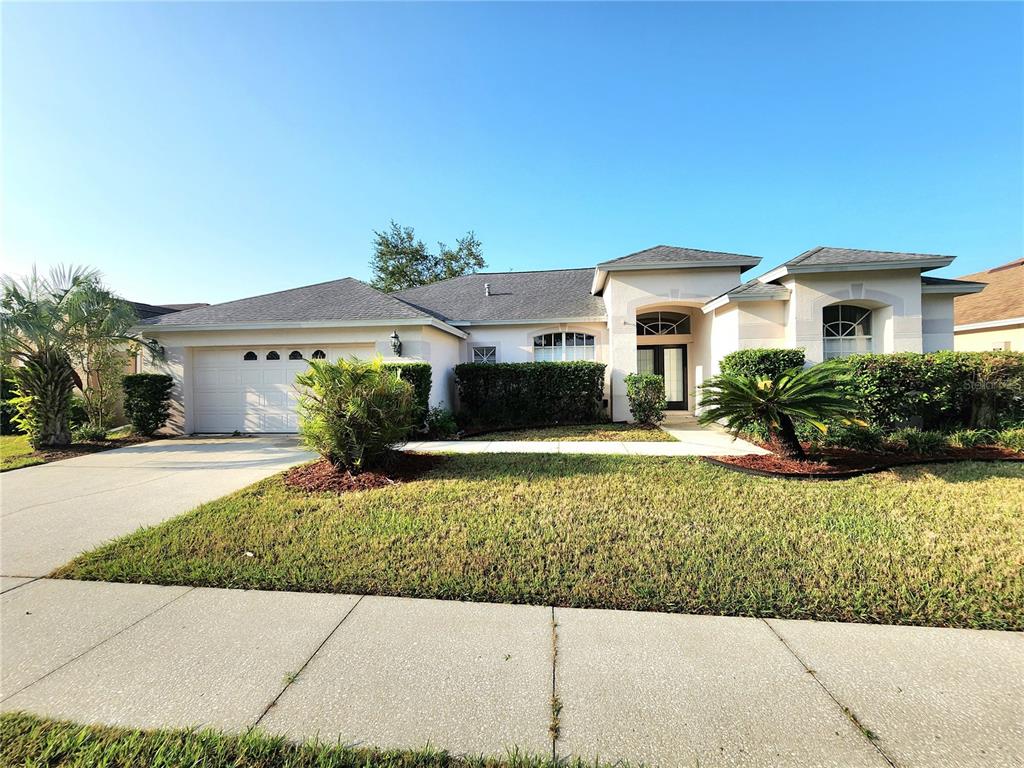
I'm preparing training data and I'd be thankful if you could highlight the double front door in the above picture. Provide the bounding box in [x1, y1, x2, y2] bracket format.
[636, 345, 687, 410]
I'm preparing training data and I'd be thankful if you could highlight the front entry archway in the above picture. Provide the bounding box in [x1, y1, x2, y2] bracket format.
[636, 344, 688, 410]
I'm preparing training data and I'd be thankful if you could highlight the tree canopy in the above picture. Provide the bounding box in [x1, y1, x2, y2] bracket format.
[369, 221, 485, 292]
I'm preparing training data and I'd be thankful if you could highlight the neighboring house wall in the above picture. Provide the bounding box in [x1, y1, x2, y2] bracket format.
[954, 322, 1024, 352]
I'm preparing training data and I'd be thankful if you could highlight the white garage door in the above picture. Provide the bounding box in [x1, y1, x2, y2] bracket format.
[192, 345, 373, 433]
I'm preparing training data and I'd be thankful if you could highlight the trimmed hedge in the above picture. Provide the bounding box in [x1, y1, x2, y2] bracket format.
[719, 348, 806, 378]
[122, 374, 173, 436]
[381, 362, 431, 419]
[455, 362, 606, 429]
[624, 373, 666, 425]
[839, 351, 1024, 430]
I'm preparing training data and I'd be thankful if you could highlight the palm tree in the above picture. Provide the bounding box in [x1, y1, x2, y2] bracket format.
[0, 265, 157, 447]
[698, 364, 857, 460]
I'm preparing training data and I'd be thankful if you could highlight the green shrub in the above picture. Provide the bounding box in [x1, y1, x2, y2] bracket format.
[947, 429, 995, 449]
[422, 406, 458, 439]
[719, 348, 806, 379]
[624, 373, 667, 425]
[122, 374, 173, 436]
[820, 422, 886, 452]
[296, 358, 414, 470]
[839, 351, 1024, 429]
[0, 374, 21, 435]
[381, 362, 431, 421]
[73, 424, 108, 442]
[885, 428, 949, 455]
[996, 428, 1024, 453]
[454, 362, 605, 429]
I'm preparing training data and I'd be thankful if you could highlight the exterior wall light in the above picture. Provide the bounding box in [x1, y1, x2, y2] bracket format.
[389, 330, 402, 357]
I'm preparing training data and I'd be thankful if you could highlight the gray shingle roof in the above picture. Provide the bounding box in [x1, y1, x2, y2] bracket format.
[708, 279, 790, 304]
[392, 269, 606, 323]
[599, 245, 761, 270]
[786, 246, 955, 268]
[140, 278, 434, 327]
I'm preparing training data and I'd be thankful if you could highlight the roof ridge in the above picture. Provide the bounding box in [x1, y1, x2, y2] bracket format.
[152, 276, 365, 319]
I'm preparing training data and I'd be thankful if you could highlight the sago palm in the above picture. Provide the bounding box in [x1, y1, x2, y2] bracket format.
[1, 266, 155, 447]
[698, 364, 857, 460]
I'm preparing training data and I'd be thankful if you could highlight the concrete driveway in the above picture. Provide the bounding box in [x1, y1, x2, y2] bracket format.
[0, 437, 313, 578]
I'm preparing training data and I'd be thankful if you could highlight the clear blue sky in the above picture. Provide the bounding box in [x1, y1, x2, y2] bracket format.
[3, 1, 1021, 305]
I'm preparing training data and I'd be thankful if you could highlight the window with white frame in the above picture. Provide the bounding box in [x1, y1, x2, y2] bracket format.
[636, 311, 691, 336]
[823, 305, 873, 360]
[472, 346, 497, 364]
[533, 331, 595, 362]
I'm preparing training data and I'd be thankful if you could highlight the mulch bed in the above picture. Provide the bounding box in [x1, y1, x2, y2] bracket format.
[709, 444, 1024, 480]
[32, 435, 154, 463]
[284, 453, 446, 494]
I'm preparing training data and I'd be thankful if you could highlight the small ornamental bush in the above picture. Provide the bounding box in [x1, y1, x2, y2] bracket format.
[820, 422, 886, 453]
[455, 362, 605, 429]
[624, 373, 667, 426]
[996, 428, 1024, 453]
[121, 374, 173, 436]
[948, 429, 995, 449]
[296, 357, 414, 470]
[422, 406, 458, 439]
[719, 348, 806, 379]
[885, 428, 949, 456]
[73, 424, 107, 443]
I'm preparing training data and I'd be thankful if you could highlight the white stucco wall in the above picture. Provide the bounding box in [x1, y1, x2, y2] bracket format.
[601, 268, 746, 420]
[921, 294, 955, 353]
[737, 301, 788, 349]
[142, 323, 463, 433]
[786, 270, 925, 364]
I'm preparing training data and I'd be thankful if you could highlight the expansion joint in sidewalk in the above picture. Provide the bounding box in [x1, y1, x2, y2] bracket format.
[0, 583, 195, 704]
[549, 606, 561, 762]
[761, 619, 900, 768]
[253, 594, 365, 728]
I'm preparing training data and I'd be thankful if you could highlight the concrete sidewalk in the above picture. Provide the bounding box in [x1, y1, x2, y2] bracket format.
[2, 580, 1020, 767]
[0, 437, 313, 577]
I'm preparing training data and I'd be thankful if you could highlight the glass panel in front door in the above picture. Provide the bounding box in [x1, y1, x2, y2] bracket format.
[636, 348, 655, 375]
[663, 348, 685, 402]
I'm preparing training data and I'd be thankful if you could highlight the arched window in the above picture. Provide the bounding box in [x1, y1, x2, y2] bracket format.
[823, 305, 872, 360]
[288, 350, 303, 360]
[534, 331, 595, 362]
[311, 349, 327, 359]
[636, 311, 691, 336]
[243, 351, 257, 361]
[266, 351, 280, 361]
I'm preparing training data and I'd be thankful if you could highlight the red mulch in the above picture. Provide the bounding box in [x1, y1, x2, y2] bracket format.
[284, 453, 446, 494]
[714, 444, 1024, 478]
[33, 435, 153, 463]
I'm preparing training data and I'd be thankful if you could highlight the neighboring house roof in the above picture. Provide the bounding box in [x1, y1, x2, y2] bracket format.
[158, 303, 209, 312]
[759, 246, 955, 282]
[953, 258, 1024, 328]
[138, 277, 466, 337]
[393, 269, 606, 324]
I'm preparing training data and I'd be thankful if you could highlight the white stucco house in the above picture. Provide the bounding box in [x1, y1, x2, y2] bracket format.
[139, 245, 985, 434]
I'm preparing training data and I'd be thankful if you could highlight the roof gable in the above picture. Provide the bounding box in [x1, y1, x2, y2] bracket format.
[598, 245, 761, 270]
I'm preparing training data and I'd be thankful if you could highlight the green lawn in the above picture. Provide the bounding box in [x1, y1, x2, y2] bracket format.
[464, 422, 674, 442]
[0, 713, 568, 768]
[55, 454, 1024, 630]
[0, 434, 45, 472]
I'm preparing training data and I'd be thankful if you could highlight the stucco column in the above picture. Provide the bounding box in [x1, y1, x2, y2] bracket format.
[608, 313, 638, 422]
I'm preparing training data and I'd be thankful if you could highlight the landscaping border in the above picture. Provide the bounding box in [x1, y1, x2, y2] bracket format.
[703, 454, 1024, 481]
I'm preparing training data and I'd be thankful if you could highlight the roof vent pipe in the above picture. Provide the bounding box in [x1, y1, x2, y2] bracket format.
[484, 282, 491, 297]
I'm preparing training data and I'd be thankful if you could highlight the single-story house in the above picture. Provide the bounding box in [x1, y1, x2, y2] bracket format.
[953, 258, 1023, 352]
[138, 245, 985, 433]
